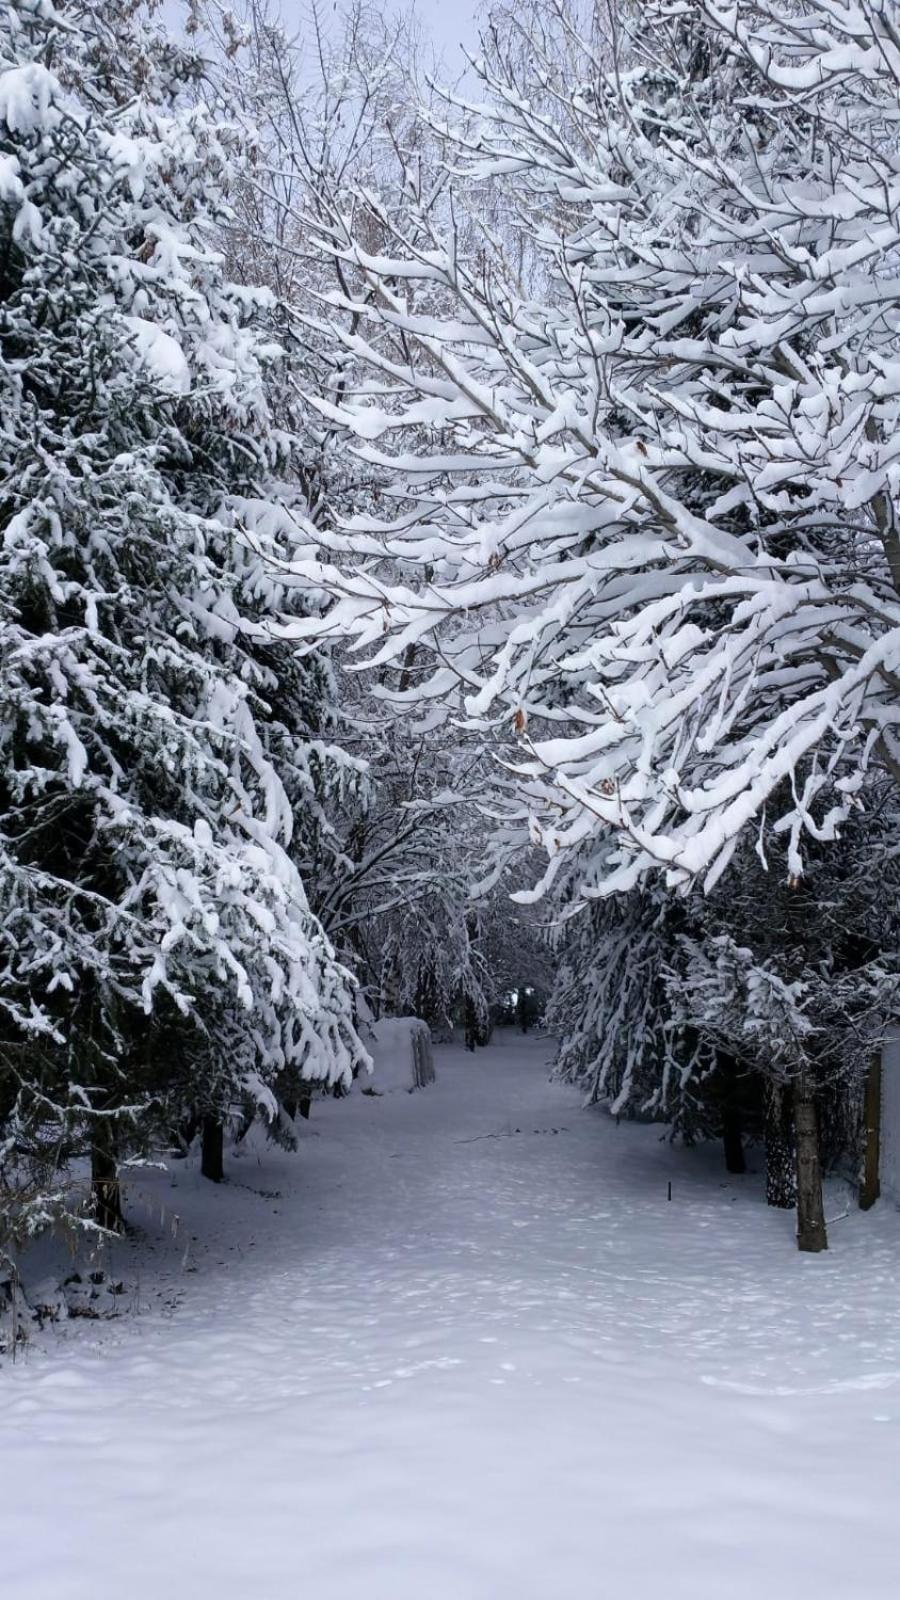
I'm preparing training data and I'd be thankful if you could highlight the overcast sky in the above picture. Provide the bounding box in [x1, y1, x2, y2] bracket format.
[162, 2, 487, 85]
[281, 0, 484, 75]
[392, 0, 482, 65]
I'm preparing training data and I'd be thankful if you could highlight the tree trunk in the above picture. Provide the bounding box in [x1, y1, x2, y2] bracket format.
[284, 1093, 311, 1122]
[464, 998, 477, 1052]
[172, 1110, 200, 1155]
[91, 1128, 125, 1233]
[201, 1116, 224, 1183]
[859, 1051, 882, 1211]
[722, 1104, 746, 1175]
[765, 1084, 796, 1208]
[720, 1058, 746, 1174]
[794, 1076, 828, 1252]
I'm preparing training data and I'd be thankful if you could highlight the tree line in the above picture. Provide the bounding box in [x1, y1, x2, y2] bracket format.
[3, 0, 900, 1260]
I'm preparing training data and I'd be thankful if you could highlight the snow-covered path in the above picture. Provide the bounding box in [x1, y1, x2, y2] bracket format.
[4, 1034, 900, 1600]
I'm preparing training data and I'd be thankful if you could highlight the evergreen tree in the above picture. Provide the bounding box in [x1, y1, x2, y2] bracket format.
[0, 0, 364, 1240]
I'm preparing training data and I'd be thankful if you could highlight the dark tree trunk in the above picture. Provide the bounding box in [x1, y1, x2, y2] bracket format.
[91, 1129, 125, 1233]
[201, 1116, 224, 1183]
[299, 1095, 312, 1121]
[173, 1110, 200, 1154]
[859, 1051, 882, 1211]
[794, 1076, 828, 1252]
[719, 1057, 746, 1174]
[722, 1105, 746, 1175]
[765, 1084, 796, 1208]
[464, 999, 477, 1052]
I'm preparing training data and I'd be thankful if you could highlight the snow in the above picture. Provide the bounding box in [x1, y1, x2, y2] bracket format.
[4, 1033, 900, 1600]
[0, 63, 58, 136]
[366, 1016, 436, 1091]
[121, 316, 191, 396]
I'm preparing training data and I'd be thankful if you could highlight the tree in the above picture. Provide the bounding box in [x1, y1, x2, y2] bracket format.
[0, 0, 364, 1240]
[546, 875, 713, 1124]
[547, 776, 900, 1249]
[668, 788, 900, 1249]
[252, 0, 900, 1246]
[197, 0, 546, 1038]
[282, 0, 900, 904]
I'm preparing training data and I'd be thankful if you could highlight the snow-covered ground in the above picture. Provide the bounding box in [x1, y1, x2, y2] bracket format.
[4, 1033, 900, 1600]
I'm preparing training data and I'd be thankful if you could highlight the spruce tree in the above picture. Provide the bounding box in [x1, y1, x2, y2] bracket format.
[0, 0, 364, 1241]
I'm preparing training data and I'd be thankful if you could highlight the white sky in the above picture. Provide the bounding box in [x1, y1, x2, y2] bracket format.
[391, 0, 482, 64]
[164, 0, 485, 96]
[278, 0, 483, 75]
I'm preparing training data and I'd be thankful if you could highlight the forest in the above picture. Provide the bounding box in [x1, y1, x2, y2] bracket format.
[9, 3, 900, 1595]
[4, 0, 900, 1315]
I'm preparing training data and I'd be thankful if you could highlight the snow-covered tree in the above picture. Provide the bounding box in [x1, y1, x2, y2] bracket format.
[197, 0, 547, 1039]
[283, 0, 900, 908]
[314, 719, 491, 1030]
[258, 0, 900, 1252]
[547, 773, 900, 1248]
[667, 783, 900, 1247]
[546, 876, 713, 1126]
[0, 0, 365, 1236]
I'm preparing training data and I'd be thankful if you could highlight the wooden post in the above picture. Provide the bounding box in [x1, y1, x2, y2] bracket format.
[859, 1051, 882, 1211]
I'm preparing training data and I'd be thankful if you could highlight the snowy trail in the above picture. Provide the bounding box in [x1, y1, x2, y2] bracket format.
[4, 1034, 900, 1600]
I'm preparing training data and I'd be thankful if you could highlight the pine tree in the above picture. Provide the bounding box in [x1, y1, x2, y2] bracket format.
[0, 0, 364, 1242]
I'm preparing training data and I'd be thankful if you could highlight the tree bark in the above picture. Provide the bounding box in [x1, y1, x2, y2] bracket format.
[722, 1104, 746, 1174]
[794, 1076, 828, 1252]
[91, 1128, 125, 1233]
[201, 1116, 224, 1183]
[172, 1110, 200, 1155]
[765, 1084, 796, 1208]
[464, 998, 477, 1052]
[860, 1051, 882, 1211]
[720, 1058, 746, 1174]
[299, 1095, 312, 1121]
